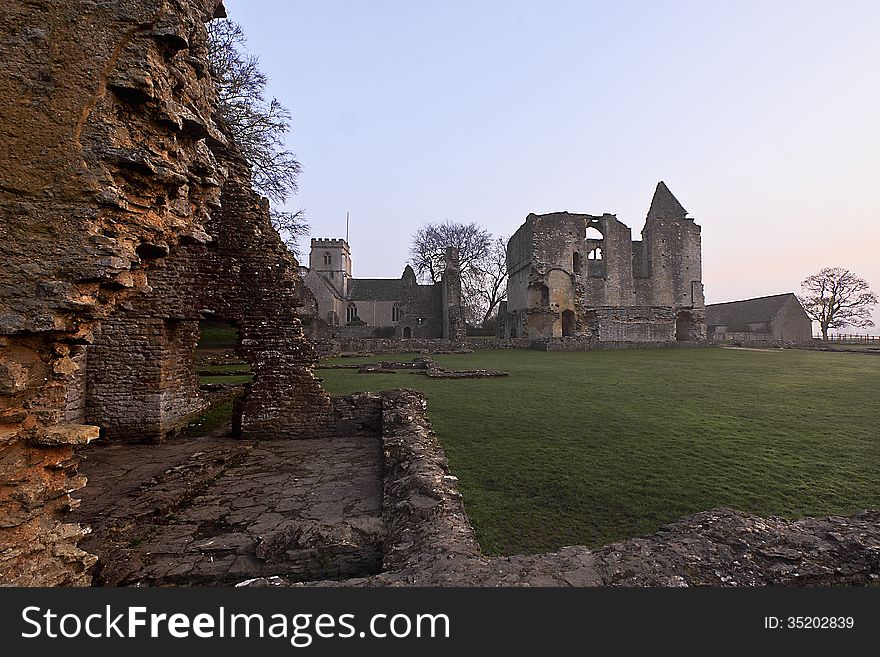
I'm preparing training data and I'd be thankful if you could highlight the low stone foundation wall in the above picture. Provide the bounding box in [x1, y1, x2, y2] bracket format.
[378, 390, 482, 574]
[326, 336, 714, 355]
[539, 338, 712, 352]
[238, 392, 383, 440]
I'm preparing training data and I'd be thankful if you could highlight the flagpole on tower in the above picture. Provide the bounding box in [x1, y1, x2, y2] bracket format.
[346, 211, 350, 243]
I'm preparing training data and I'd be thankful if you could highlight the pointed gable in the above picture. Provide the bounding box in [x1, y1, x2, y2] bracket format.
[647, 181, 688, 221]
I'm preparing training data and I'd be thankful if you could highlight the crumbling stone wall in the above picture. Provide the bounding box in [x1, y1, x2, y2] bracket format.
[0, 0, 234, 586]
[0, 0, 338, 585]
[440, 249, 466, 342]
[499, 182, 706, 343]
[85, 317, 206, 442]
[398, 269, 445, 339]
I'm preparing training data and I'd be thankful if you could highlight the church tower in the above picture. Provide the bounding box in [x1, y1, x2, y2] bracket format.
[309, 238, 351, 297]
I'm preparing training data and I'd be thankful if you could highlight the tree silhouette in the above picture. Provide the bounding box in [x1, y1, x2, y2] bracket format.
[799, 267, 877, 340]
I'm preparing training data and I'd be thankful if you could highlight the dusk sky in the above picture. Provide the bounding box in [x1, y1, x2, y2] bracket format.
[224, 0, 880, 331]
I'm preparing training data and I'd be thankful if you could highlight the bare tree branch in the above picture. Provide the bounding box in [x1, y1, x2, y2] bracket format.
[206, 19, 301, 205]
[409, 222, 507, 325]
[799, 267, 878, 340]
[270, 209, 310, 259]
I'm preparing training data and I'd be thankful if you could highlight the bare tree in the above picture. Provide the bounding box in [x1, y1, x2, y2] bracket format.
[206, 19, 309, 255]
[410, 222, 507, 326]
[271, 209, 309, 259]
[410, 221, 492, 284]
[467, 236, 508, 326]
[799, 267, 877, 340]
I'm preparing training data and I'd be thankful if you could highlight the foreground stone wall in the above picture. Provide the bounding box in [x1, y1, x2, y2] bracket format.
[0, 0, 337, 584]
[0, 0, 232, 585]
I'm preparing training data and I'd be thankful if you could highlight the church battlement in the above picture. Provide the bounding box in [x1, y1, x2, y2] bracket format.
[311, 238, 350, 250]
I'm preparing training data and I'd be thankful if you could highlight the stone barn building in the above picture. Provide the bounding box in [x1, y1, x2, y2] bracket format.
[301, 239, 464, 340]
[705, 293, 813, 343]
[497, 182, 705, 343]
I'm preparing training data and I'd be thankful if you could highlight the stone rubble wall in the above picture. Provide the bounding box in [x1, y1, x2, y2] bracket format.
[0, 0, 230, 586]
[0, 0, 337, 584]
[326, 336, 713, 356]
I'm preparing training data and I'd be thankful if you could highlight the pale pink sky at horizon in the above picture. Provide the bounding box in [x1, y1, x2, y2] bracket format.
[225, 0, 880, 333]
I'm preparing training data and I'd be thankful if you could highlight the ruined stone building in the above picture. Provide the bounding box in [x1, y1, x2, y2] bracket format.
[301, 239, 464, 340]
[705, 293, 813, 342]
[2, 0, 877, 590]
[497, 182, 705, 343]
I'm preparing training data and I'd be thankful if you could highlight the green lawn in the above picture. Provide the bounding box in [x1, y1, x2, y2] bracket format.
[183, 401, 235, 438]
[318, 348, 880, 556]
[198, 363, 252, 373]
[199, 374, 253, 385]
[197, 320, 240, 349]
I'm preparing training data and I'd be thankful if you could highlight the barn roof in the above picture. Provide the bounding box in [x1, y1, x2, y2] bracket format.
[348, 278, 403, 302]
[705, 293, 798, 327]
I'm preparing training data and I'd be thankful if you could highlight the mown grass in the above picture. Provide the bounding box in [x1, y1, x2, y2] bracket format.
[199, 374, 253, 385]
[182, 401, 235, 438]
[197, 320, 240, 349]
[197, 363, 252, 373]
[318, 348, 880, 555]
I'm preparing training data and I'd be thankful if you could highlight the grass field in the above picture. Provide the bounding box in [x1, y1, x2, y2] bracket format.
[197, 320, 240, 349]
[318, 347, 880, 555]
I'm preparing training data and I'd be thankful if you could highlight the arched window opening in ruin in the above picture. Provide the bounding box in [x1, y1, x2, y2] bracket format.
[586, 226, 603, 240]
[346, 303, 358, 324]
[403, 326, 412, 338]
[587, 247, 603, 260]
[540, 284, 550, 306]
[675, 311, 697, 342]
[562, 309, 575, 337]
[323, 252, 331, 266]
[573, 252, 582, 273]
[392, 302, 402, 322]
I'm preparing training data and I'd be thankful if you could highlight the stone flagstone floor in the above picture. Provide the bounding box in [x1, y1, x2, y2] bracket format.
[69, 432, 384, 586]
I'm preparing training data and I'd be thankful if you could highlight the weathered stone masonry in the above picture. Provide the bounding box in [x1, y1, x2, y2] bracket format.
[0, 0, 350, 585]
[498, 182, 705, 343]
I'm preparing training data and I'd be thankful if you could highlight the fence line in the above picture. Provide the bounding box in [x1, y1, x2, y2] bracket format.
[816, 334, 880, 344]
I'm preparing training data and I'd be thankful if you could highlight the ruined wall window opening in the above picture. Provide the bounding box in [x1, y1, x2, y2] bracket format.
[586, 226, 604, 241]
[540, 284, 550, 307]
[323, 252, 331, 266]
[392, 302, 402, 322]
[562, 309, 575, 337]
[587, 247, 603, 261]
[675, 311, 697, 342]
[573, 252, 583, 273]
[346, 303, 358, 324]
[403, 326, 412, 338]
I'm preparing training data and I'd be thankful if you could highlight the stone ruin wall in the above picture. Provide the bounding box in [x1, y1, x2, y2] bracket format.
[499, 191, 706, 342]
[0, 0, 350, 585]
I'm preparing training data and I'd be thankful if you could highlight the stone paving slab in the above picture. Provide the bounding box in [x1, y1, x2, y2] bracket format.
[70, 434, 384, 585]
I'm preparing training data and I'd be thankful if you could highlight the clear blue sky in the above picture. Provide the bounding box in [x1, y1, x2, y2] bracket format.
[225, 0, 880, 331]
